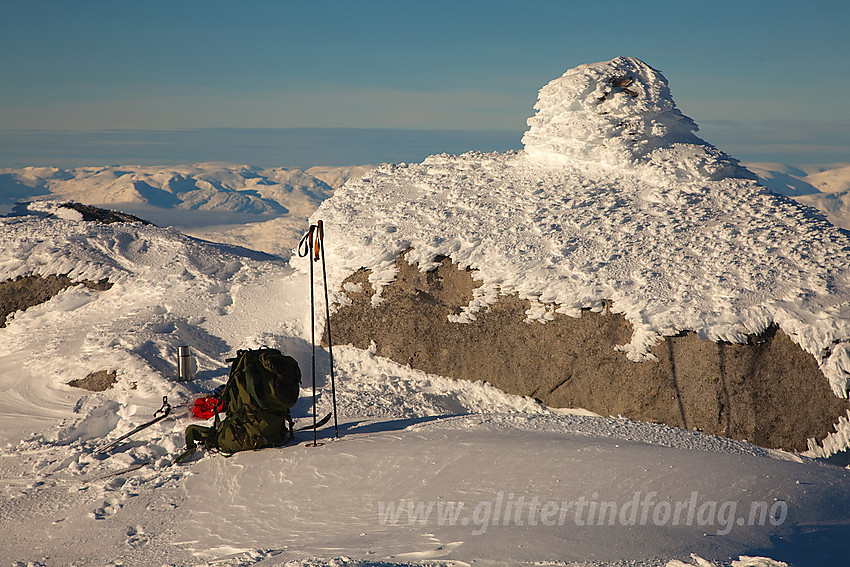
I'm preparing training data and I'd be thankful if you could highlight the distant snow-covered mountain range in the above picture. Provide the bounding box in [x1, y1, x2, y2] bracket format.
[2, 160, 849, 257]
[0, 162, 376, 256]
[746, 162, 850, 230]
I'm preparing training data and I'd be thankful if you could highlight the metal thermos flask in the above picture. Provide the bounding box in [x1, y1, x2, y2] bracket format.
[178, 345, 193, 381]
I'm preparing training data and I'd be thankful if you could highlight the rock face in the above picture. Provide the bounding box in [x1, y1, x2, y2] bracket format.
[329, 253, 849, 452]
[0, 274, 112, 327]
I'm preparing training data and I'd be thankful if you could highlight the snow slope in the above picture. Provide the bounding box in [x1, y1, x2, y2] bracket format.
[1, 57, 849, 567]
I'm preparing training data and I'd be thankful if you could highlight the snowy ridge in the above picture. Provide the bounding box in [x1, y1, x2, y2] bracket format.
[0, 214, 270, 289]
[310, 58, 850, 397]
[747, 163, 850, 198]
[0, 214, 295, 434]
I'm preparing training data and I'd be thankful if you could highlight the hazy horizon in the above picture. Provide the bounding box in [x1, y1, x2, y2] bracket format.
[2, 121, 847, 170]
[0, 127, 519, 169]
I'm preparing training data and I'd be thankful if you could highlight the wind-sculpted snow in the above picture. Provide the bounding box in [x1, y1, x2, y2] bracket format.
[310, 57, 850, 398]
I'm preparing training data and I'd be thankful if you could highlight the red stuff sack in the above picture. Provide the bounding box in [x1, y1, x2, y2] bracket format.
[192, 396, 224, 420]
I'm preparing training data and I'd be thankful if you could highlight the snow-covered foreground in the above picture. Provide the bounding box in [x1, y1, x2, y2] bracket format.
[182, 409, 850, 567]
[0, 213, 847, 567]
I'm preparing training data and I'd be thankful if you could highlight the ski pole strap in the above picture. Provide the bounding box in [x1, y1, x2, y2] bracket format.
[298, 225, 315, 259]
[298, 223, 323, 262]
[94, 397, 174, 454]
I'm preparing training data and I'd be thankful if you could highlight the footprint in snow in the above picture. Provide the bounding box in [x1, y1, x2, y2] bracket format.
[126, 525, 149, 548]
[90, 497, 122, 520]
[390, 540, 464, 560]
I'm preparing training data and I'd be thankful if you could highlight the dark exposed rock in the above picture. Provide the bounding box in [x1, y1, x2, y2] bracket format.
[59, 202, 152, 224]
[0, 274, 112, 327]
[68, 370, 118, 392]
[328, 252, 850, 452]
[9, 201, 153, 225]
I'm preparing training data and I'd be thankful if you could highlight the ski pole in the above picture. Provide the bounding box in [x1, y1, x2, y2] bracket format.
[95, 396, 172, 453]
[298, 224, 320, 446]
[316, 220, 339, 438]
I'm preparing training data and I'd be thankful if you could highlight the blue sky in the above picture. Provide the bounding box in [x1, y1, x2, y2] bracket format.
[1, 0, 848, 166]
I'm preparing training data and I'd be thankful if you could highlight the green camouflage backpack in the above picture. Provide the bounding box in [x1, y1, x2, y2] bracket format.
[177, 348, 301, 462]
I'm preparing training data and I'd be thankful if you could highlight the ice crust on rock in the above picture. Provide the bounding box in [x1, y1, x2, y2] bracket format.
[310, 57, 850, 398]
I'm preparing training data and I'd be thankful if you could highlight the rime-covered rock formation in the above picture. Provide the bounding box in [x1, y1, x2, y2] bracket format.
[311, 57, 850, 452]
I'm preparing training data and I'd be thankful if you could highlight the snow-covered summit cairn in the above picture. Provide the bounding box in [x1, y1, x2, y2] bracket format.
[523, 56, 754, 182]
[314, 57, 850, 452]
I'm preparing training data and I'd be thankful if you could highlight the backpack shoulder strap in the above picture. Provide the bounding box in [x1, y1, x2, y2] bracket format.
[174, 424, 216, 464]
[243, 352, 266, 409]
